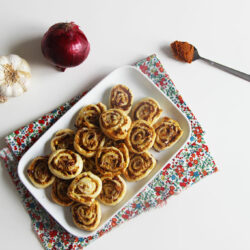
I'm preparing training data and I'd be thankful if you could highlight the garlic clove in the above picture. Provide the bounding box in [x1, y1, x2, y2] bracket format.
[0, 56, 9, 65]
[12, 82, 23, 96]
[19, 60, 31, 73]
[22, 81, 30, 91]
[9, 54, 22, 70]
[18, 74, 30, 90]
[1, 84, 12, 97]
[0, 70, 4, 81]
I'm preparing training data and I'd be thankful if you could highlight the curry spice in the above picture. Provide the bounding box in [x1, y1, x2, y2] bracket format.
[171, 41, 194, 63]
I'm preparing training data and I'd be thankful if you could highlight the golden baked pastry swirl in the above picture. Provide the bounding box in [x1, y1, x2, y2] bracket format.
[75, 103, 107, 129]
[74, 127, 105, 158]
[51, 178, 74, 206]
[109, 84, 133, 114]
[125, 120, 156, 154]
[67, 172, 102, 206]
[96, 146, 126, 177]
[48, 149, 83, 180]
[99, 175, 126, 206]
[153, 117, 183, 151]
[132, 97, 162, 125]
[27, 156, 55, 188]
[104, 139, 130, 170]
[99, 109, 131, 140]
[123, 152, 156, 181]
[71, 201, 101, 231]
[50, 129, 75, 151]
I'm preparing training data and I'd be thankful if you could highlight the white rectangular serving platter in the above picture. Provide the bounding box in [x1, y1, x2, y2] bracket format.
[18, 65, 191, 237]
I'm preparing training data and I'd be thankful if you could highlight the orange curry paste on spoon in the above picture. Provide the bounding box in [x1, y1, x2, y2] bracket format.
[171, 41, 194, 63]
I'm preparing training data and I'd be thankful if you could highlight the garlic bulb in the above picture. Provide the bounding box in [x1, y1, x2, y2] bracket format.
[0, 54, 31, 103]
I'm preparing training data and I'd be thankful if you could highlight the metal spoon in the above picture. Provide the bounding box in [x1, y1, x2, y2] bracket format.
[193, 47, 250, 82]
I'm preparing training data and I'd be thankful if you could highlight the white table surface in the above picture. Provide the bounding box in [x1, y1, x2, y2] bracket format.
[0, 0, 250, 249]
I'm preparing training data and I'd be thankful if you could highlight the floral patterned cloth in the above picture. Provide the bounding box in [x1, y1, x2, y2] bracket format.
[0, 54, 217, 250]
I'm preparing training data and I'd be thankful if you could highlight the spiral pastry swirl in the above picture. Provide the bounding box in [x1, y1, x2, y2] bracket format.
[125, 120, 156, 154]
[48, 149, 83, 180]
[153, 117, 183, 151]
[75, 103, 107, 129]
[67, 172, 102, 206]
[99, 109, 131, 140]
[27, 156, 55, 188]
[96, 146, 126, 177]
[74, 127, 105, 158]
[123, 152, 156, 181]
[132, 97, 162, 125]
[50, 129, 75, 151]
[99, 175, 126, 206]
[104, 139, 130, 170]
[51, 178, 74, 206]
[109, 84, 133, 114]
[71, 201, 101, 231]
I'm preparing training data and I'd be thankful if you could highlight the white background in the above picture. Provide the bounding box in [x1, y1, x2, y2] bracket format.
[0, 0, 250, 249]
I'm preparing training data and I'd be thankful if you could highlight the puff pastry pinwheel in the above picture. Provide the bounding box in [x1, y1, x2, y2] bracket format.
[51, 178, 74, 206]
[71, 201, 101, 231]
[125, 120, 156, 154]
[153, 117, 183, 151]
[123, 152, 156, 181]
[109, 84, 133, 114]
[96, 146, 127, 177]
[99, 175, 126, 206]
[75, 103, 107, 129]
[99, 109, 131, 141]
[50, 129, 75, 151]
[104, 139, 130, 170]
[67, 172, 102, 206]
[132, 97, 162, 125]
[74, 127, 105, 158]
[48, 149, 83, 180]
[27, 156, 55, 188]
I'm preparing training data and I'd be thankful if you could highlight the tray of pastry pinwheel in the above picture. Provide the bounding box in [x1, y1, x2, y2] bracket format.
[18, 65, 191, 237]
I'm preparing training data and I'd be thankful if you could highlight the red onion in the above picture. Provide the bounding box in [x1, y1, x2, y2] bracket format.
[41, 22, 90, 72]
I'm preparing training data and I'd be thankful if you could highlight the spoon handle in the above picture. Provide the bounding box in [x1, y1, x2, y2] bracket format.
[199, 57, 250, 82]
